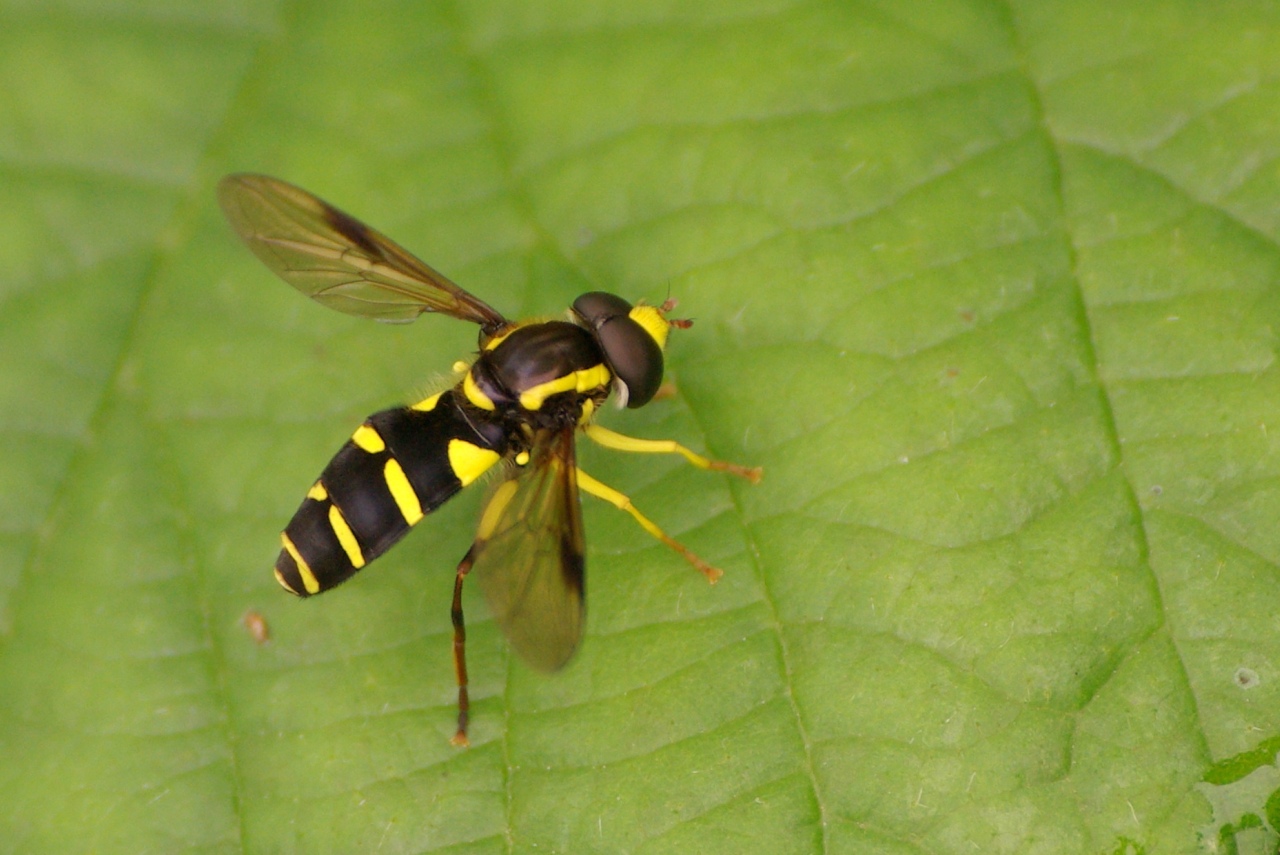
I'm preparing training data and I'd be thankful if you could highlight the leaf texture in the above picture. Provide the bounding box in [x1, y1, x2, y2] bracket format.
[2, 1, 1280, 852]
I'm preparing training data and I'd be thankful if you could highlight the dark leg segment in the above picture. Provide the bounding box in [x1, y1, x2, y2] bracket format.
[449, 545, 478, 747]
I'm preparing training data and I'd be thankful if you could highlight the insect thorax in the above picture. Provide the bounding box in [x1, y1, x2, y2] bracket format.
[463, 320, 612, 430]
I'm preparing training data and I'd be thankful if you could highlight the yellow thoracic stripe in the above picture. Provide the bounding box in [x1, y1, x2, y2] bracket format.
[518, 363, 610, 411]
[383, 457, 424, 525]
[463, 371, 496, 411]
[280, 532, 320, 594]
[482, 326, 517, 351]
[411, 391, 443, 412]
[447, 439, 501, 486]
[328, 504, 365, 568]
[352, 424, 386, 453]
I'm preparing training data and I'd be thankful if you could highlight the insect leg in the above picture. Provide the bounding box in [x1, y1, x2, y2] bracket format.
[575, 467, 723, 583]
[582, 423, 762, 483]
[450, 544, 478, 747]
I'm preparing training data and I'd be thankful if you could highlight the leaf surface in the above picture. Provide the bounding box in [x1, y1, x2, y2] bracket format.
[2, 1, 1280, 852]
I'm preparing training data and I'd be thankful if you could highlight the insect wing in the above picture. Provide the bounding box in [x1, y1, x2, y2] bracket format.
[470, 428, 585, 672]
[217, 173, 509, 329]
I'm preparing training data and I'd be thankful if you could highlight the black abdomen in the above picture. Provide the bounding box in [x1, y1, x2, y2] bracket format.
[274, 389, 510, 596]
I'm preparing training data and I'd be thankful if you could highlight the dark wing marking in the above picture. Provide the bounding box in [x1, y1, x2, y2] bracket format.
[470, 428, 585, 672]
[217, 173, 509, 331]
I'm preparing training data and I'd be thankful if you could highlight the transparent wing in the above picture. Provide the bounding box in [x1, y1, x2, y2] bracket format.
[217, 173, 509, 330]
[471, 428, 586, 672]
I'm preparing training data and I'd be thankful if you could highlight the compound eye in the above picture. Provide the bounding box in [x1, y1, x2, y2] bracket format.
[598, 316, 664, 408]
[572, 291, 632, 329]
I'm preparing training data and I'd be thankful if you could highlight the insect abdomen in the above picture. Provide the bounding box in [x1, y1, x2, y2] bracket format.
[274, 389, 509, 596]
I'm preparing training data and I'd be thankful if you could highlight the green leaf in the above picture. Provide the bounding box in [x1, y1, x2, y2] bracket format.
[3, 0, 1280, 852]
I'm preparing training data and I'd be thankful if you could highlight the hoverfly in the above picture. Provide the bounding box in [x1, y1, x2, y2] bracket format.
[218, 174, 761, 745]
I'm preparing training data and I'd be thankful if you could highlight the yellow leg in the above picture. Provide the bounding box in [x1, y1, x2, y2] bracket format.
[583, 423, 762, 484]
[576, 468, 723, 583]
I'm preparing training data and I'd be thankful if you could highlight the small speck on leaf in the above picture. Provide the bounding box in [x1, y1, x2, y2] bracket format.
[1235, 668, 1260, 689]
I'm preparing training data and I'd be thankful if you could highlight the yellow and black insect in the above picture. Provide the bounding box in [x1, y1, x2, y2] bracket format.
[218, 174, 761, 745]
